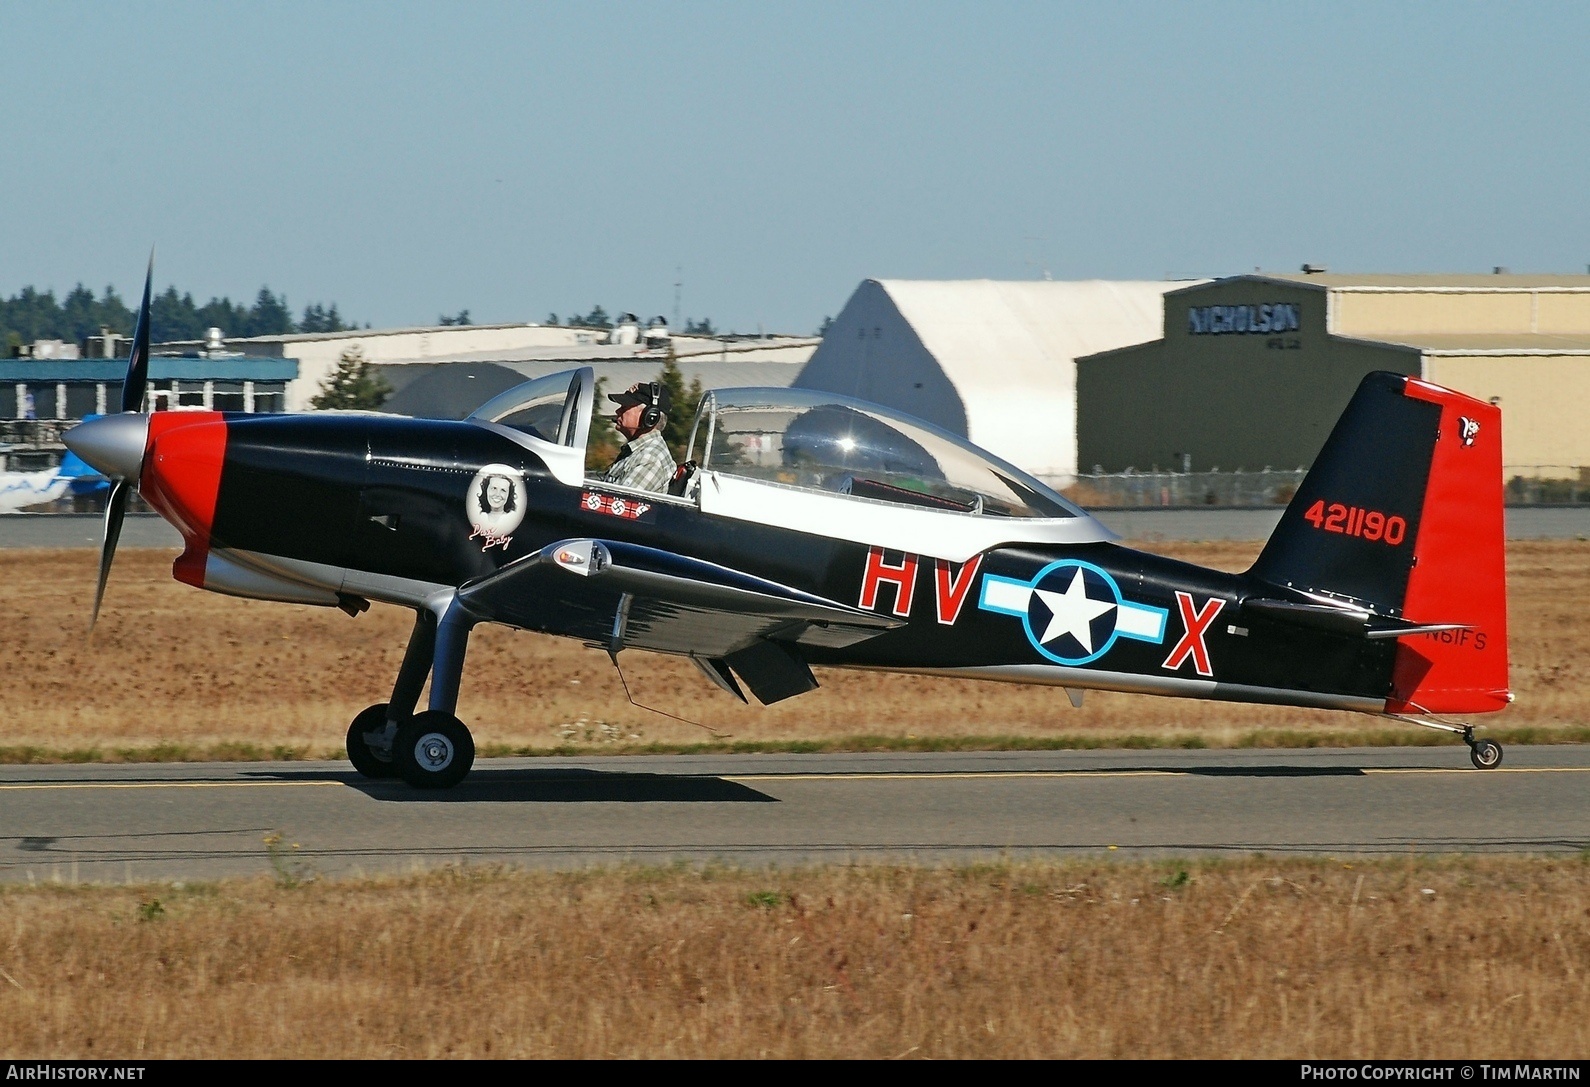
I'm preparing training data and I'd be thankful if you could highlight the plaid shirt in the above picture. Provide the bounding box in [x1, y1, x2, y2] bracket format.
[600, 428, 676, 493]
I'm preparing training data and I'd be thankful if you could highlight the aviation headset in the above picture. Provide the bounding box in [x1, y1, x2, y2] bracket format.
[637, 382, 665, 430]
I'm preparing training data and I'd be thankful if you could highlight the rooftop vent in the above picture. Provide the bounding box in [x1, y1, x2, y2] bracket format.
[608, 313, 641, 346]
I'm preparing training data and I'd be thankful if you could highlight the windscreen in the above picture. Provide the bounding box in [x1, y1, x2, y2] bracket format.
[469, 371, 583, 446]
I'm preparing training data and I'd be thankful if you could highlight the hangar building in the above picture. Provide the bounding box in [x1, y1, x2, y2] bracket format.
[1, 353, 295, 420]
[795, 278, 1199, 479]
[1077, 272, 1590, 478]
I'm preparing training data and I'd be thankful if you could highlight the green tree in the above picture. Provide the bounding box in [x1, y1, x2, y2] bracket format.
[683, 317, 715, 336]
[152, 287, 205, 341]
[658, 349, 704, 462]
[310, 346, 391, 410]
[61, 285, 100, 341]
[244, 287, 294, 336]
[301, 303, 351, 333]
[571, 305, 611, 330]
[194, 296, 251, 339]
[0, 280, 357, 351]
[1, 286, 60, 345]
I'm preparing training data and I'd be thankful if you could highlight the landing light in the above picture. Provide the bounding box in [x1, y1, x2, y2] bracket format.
[556, 549, 585, 566]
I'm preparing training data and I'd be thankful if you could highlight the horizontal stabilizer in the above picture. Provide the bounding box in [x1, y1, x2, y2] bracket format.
[1242, 597, 1470, 641]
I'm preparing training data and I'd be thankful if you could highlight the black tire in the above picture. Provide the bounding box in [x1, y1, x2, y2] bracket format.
[394, 711, 475, 789]
[1470, 739, 1504, 770]
[346, 703, 399, 779]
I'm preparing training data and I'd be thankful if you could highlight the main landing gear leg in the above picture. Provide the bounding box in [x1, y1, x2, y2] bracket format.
[1381, 714, 1504, 770]
[393, 599, 477, 789]
[347, 609, 438, 780]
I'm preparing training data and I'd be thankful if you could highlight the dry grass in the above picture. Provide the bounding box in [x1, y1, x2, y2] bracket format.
[2, 540, 1587, 760]
[0, 857, 1584, 1058]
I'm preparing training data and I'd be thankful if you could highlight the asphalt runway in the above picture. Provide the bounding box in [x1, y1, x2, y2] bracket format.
[1, 745, 1585, 884]
[2, 507, 1587, 548]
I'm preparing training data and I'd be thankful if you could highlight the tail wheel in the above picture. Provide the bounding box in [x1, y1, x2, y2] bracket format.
[1469, 739, 1504, 770]
[394, 711, 475, 789]
[346, 703, 398, 779]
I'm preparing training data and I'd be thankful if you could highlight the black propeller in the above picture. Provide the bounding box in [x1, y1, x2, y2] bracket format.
[121, 253, 152, 413]
[88, 253, 154, 631]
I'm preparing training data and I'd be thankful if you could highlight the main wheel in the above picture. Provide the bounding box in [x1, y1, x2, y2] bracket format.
[346, 703, 398, 779]
[1470, 738, 1504, 770]
[394, 711, 475, 789]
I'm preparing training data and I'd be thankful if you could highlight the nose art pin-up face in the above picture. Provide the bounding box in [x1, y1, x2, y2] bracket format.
[486, 476, 510, 510]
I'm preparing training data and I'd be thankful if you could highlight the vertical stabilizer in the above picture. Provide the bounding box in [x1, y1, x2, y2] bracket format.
[1249, 372, 1509, 714]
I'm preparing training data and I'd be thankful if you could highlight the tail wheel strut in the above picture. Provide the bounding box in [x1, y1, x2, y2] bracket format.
[1380, 714, 1504, 770]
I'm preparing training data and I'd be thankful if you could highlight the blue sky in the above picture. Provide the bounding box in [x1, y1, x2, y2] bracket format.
[2, 1, 1585, 333]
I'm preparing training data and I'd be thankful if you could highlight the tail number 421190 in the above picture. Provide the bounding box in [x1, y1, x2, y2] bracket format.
[1302, 500, 1406, 545]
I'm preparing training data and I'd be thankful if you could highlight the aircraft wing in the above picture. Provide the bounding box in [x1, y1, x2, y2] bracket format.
[453, 538, 905, 703]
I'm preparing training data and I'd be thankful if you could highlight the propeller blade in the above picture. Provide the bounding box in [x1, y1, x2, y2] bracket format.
[90, 478, 129, 633]
[86, 250, 153, 632]
[120, 252, 154, 413]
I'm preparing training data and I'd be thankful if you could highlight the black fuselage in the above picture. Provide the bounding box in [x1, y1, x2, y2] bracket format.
[207, 413, 1397, 708]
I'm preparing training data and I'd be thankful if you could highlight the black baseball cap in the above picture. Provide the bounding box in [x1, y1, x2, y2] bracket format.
[608, 381, 671, 412]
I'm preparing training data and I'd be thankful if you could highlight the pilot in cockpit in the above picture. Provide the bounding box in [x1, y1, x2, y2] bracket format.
[599, 381, 677, 493]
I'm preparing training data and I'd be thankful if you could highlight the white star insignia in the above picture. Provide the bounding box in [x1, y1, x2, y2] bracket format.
[1033, 567, 1117, 653]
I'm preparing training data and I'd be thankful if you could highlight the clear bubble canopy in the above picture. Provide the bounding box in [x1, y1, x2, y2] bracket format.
[687, 387, 1081, 519]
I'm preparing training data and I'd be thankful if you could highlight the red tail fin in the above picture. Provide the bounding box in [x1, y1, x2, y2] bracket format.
[1385, 379, 1509, 714]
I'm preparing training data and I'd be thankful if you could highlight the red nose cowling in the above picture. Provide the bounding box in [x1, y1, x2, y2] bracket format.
[138, 413, 228, 588]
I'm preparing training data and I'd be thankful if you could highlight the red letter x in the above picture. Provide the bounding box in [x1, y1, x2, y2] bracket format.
[1161, 592, 1225, 677]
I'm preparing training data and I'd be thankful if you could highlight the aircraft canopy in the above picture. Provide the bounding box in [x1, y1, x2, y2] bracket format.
[687, 386, 1083, 519]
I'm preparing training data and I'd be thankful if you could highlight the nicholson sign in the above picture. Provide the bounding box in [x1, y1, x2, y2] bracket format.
[1187, 302, 1301, 336]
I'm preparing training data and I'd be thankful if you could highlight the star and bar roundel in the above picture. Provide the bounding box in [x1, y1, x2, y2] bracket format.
[978, 559, 1169, 666]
